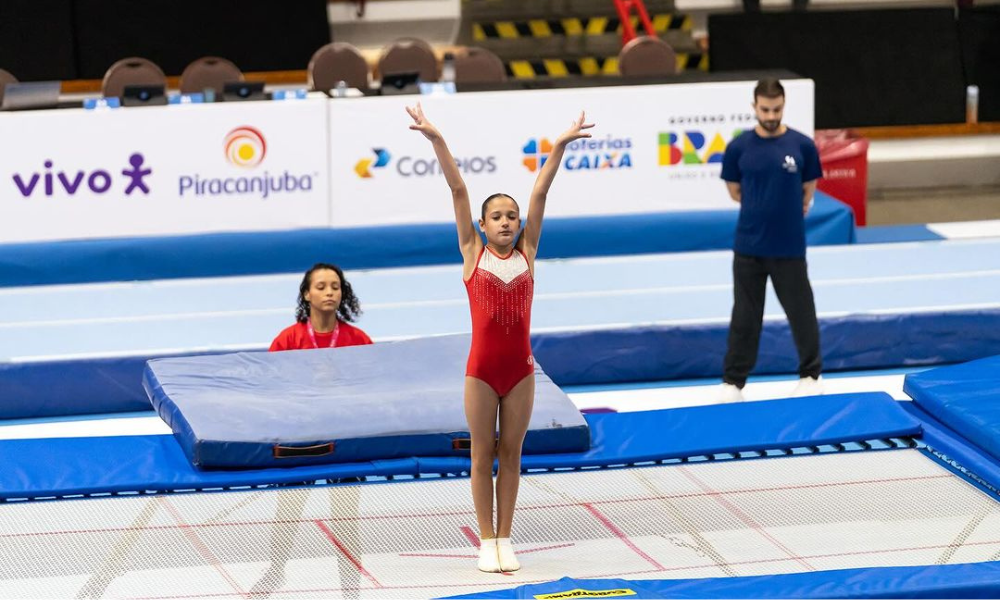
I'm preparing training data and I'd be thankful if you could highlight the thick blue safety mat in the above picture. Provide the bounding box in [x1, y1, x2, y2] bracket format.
[7, 307, 1000, 421]
[534, 308, 1000, 385]
[904, 355, 1000, 463]
[0, 194, 852, 288]
[0, 392, 918, 500]
[144, 335, 590, 469]
[446, 563, 1000, 599]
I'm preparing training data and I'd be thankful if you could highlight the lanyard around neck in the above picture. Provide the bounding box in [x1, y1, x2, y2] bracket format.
[307, 320, 340, 348]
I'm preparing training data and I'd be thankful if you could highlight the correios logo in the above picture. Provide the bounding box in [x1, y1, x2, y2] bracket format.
[522, 135, 632, 172]
[354, 147, 495, 178]
[178, 127, 315, 198]
[354, 148, 391, 178]
[659, 130, 741, 166]
[224, 126, 267, 168]
[12, 153, 152, 197]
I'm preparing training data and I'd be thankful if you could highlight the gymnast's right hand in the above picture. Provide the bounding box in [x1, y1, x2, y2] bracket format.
[405, 102, 442, 142]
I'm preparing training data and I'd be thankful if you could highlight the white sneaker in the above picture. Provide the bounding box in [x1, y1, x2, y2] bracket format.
[717, 382, 745, 403]
[477, 538, 501, 573]
[496, 538, 520, 572]
[792, 375, 824, 397]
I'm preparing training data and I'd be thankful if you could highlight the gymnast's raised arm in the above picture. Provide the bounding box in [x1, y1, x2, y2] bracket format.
[406, 103, 480, 264]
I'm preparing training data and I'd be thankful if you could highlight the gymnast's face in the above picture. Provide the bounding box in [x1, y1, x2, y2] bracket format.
[754, 94, 785, 134]
[304, 269, 342, 314]
[479, 197, 521, 248]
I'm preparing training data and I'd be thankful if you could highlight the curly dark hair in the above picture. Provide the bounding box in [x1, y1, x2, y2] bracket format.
[295, 263, 362, 324]
[481, 192, 518, 220]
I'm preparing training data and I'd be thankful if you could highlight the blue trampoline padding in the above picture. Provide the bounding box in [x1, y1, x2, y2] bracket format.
[444, 563, 1000, 599]
[0, 392, 918, 500]
[143, 335, 590, 469]
[904, 355, 1000, 463]
[901, 402, 1000, 500]
[0, 193, 851, 288]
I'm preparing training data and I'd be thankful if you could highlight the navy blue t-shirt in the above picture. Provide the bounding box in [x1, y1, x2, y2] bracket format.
[721, 128, 822, 258]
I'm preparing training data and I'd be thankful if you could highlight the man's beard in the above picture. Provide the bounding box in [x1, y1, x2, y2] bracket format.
[759, 118, 781, 132]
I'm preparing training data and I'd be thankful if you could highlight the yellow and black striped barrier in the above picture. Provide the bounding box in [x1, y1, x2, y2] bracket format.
[473, 14, 692, 41]
[504, 53, 708, 79]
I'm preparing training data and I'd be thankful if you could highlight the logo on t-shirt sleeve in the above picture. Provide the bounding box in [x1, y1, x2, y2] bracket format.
[782, 155, 798, 173]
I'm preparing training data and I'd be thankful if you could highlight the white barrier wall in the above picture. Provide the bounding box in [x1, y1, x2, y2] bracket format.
[0, 100, 330, 243]
[0, 79, 813, 242]
[328, 79, 814, 226]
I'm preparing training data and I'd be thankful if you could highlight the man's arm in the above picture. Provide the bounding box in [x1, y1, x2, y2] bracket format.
[726, 182, 742, 203]
[802, 180, 817, 215]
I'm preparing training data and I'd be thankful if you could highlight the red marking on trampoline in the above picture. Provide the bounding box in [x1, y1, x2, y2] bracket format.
[583, 503, 665, 570]
[0, 473, 953, 540]
[678, 466, 816, 571]
[400, 542, 575, 559]
[313, 519, 383, 588]
[157, 497, 248, 599]
[461, 525, 481, 547]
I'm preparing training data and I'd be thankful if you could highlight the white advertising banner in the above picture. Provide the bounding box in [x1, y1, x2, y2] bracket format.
[0, 99, 329, 242]
[328, 78, 814, 227]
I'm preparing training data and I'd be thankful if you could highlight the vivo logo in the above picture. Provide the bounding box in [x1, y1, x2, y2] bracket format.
[12, 154, 152, 197]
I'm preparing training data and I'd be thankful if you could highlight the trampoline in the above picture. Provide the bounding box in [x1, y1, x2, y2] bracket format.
[2, 446, 1000, 598]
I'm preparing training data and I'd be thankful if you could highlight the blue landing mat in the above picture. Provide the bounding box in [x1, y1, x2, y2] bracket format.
[144, 335, 590, 469]
[6, 307, 1000, 421]
[448, 563, 1000, 599]
[904, 355, 1000, 463]
[0, 392, 918, 500]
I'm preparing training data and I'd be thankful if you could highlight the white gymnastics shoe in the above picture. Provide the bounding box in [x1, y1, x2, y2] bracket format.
[792, 375, 824, 397]
[496, 538, 520, 572]
[478, 538, 501, 573]
[717, 382, 745, 404]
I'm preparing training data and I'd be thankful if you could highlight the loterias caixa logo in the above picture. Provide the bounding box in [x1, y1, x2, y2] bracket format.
[179, 126, 316, 198]
[522, 135, 632, 172]
[12, 154, 152, 197]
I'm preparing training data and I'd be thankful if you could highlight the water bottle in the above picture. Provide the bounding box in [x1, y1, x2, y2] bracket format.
[967, 85, 979, 125]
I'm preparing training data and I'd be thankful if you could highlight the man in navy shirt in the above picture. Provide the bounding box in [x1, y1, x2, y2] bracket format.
[718, 78, 823, 403]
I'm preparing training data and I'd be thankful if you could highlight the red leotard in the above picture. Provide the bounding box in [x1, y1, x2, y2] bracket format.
[465, 245, 535, 396]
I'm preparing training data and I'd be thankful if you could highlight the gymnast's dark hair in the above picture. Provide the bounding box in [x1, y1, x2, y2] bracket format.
[481, 193, 519, 220]
[295, 263, 361, 323]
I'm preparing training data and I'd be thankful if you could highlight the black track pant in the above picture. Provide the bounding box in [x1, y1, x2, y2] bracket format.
[723, 253, 821, 388]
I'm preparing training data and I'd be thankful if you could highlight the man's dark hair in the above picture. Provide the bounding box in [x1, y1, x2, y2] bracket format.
[481, 193, 519, 220]
[754, 78, 785, 101]
[295, 262, 361, 323]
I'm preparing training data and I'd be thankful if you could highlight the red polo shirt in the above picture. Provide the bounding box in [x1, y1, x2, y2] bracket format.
[268, 321, 373, 352]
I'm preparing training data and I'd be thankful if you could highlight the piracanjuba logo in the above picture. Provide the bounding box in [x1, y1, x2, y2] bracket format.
[522, 135, 632, 172]
[658, 130, 742, 166]
[224, 126, 267, 168]
[11, 153, 152, 197]
[354, 149, 392, 178]
[178, 126, 315, 198]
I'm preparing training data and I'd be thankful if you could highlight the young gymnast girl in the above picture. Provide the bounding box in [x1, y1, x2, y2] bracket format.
[407, 103, 593, 572]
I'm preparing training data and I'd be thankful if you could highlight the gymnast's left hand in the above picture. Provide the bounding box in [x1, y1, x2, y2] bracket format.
[555, 111, 595, 147]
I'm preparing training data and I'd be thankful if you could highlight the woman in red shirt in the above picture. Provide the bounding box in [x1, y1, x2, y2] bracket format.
[269, 263, 373, 351]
